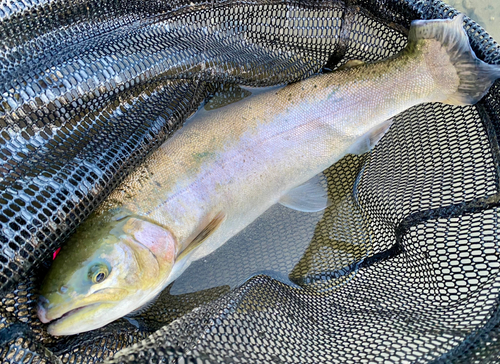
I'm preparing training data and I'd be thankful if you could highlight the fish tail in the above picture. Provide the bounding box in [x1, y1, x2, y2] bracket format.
[409, 14, 500, 105]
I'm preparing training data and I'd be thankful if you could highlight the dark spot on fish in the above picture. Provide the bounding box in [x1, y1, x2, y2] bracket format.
[155, 181, 162, 188]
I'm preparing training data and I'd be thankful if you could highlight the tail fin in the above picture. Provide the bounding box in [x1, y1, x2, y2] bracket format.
[409, 14, 500, 105]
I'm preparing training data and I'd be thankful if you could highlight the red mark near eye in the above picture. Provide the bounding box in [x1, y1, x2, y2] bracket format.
[53, 247, 61, 260]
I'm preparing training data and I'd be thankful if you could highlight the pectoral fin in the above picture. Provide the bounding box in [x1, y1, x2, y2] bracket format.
[279, 175, 330, 212]
[177, 211, 226, 261]
[346, 118, 393, 155]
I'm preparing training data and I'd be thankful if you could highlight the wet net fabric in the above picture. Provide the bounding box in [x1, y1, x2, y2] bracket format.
[1, 0, 500, 363]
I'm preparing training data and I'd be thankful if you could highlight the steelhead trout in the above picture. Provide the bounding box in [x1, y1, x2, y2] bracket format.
[38, 15, 500, 335]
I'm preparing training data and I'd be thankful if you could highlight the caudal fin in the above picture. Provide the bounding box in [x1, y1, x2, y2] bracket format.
[409, 14, 500, 105]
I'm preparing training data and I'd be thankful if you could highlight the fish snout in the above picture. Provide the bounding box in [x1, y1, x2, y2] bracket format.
[37, 295, 51, 323]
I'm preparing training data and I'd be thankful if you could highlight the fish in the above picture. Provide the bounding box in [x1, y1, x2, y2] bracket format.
[37, 14, 500, 335]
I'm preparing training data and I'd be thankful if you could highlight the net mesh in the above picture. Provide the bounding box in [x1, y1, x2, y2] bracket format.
[0, 0, 500, 363]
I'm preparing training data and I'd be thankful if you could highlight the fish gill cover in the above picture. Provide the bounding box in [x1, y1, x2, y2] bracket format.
[0, 0, 499, 363]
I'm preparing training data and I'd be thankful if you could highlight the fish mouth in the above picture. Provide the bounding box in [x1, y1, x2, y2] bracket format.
[38, 288, 130, 335]
[54, 305, 93, 322]
[38, 303, 97, 324]
[51, 304, 105, 336]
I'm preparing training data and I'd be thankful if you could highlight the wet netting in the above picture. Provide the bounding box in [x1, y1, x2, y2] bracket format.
[0, 0, 500, 362]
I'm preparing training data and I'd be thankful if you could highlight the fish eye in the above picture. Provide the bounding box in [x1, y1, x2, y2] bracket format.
[88, 263, 109, 284]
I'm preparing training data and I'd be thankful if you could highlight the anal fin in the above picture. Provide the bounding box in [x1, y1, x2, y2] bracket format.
[346, 118, 393, 155]
[279, 175, 330, 212]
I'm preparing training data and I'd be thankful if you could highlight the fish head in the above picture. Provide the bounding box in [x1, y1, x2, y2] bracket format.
[37, 211, 177, 336]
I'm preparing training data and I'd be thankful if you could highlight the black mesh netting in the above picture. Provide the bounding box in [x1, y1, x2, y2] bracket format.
[1, 0, 500, 363]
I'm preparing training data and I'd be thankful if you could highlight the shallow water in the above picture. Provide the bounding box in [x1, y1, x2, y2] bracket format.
[448, 0, 500, 41]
